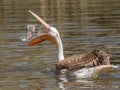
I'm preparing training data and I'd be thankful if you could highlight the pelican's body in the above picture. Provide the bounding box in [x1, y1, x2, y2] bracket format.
[27, 10, 114, 78]
[56, 50, 110, 71]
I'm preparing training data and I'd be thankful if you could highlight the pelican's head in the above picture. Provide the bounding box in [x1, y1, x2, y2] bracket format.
[27, 10, 60, 46]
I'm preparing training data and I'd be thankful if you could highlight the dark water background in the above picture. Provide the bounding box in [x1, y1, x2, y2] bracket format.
[0, 0, 120, 90]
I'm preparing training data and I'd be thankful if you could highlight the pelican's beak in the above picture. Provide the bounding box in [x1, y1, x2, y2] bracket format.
[27, 33, 48, 46]
[27, 32, 56, 46]
[28, 10, 50, 31]
[27, 10, 56, 46]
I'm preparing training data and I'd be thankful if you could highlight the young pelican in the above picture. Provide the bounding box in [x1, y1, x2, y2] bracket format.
[27, 10, 114, 78]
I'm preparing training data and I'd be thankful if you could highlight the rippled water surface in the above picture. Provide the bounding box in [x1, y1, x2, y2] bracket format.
[0, 0, 120, 90]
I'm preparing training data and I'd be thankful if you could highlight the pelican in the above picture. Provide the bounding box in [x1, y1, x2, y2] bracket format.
[27, 10, 115, 78]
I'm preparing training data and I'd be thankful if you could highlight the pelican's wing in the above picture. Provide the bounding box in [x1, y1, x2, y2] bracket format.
[56, 53, 98, 70]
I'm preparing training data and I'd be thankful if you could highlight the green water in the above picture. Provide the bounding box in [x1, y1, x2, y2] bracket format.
[0, 0, 120, 90]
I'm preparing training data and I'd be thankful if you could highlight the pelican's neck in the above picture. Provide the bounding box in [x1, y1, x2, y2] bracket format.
[56, 34, 64, 61]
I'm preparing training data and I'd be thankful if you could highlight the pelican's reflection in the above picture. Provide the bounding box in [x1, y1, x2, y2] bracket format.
[58, 70, 95, 90]
[57, 65, 120, 90]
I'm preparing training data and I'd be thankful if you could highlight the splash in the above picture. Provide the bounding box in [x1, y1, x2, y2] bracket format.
[20, 24, 42, 41]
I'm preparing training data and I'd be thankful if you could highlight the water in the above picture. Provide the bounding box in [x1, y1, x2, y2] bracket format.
[0, 0, 120, 90]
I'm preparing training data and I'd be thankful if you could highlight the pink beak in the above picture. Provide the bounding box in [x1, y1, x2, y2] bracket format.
[27, 10, 51, 46]
[28, 10, 50, 31]
[27, 33, 49, 46]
